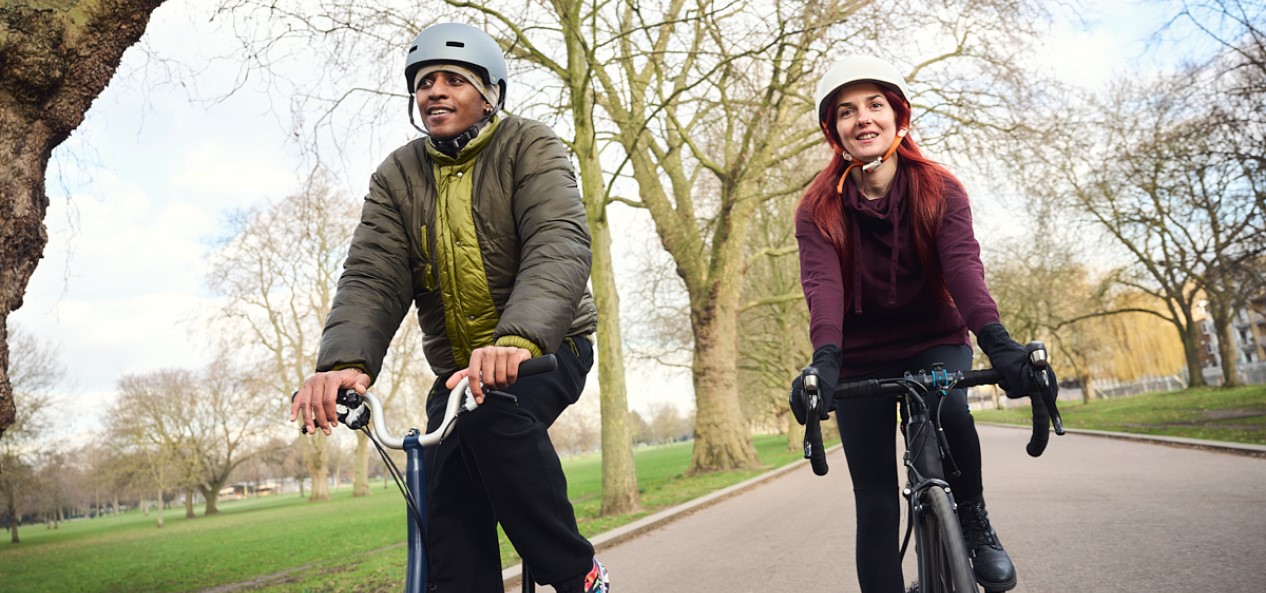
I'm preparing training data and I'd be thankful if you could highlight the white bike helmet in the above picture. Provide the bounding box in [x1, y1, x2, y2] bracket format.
[815, 55, 911, 123]
[404, 23, 507, 105]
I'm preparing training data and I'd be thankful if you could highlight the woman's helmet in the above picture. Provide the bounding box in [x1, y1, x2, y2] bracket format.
[404, 23, 507, 106]
[814, 55, 911, 153]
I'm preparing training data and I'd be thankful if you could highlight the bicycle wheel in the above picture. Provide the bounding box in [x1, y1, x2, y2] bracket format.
[916, 487, 979, 593]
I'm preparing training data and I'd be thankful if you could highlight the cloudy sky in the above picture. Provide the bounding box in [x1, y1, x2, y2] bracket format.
[13, 0, 1180, 434]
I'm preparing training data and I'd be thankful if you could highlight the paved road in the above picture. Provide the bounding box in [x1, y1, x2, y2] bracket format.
[514, 426, 1266, 592]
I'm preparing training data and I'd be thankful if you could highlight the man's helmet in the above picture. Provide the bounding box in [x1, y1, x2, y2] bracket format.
[404, 23, 507, 105]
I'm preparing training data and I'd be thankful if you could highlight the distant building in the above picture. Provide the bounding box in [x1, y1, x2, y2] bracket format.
[1196, 295, 1266, 384]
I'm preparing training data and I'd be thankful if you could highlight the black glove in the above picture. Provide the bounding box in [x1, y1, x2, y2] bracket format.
[789, 345, 842, 424]
[977, 322, 1045, 398]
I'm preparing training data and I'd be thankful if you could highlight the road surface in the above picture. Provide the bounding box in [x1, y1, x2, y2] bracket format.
[512, 426, 1266, 592]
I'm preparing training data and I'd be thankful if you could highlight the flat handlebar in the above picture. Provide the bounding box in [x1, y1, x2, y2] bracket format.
[800, 344, 1064, 476]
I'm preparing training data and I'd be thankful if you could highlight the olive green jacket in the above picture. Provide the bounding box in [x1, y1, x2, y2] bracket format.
[316, 115, 597, 377]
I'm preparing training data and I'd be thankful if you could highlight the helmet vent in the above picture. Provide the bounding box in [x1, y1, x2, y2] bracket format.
[446, 41, 465, 48]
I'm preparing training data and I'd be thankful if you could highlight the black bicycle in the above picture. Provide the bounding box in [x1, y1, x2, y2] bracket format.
[800, 343, 1064, 593]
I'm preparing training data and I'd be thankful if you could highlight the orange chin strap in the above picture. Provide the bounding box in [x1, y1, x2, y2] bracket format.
[836, 128, 908, 194]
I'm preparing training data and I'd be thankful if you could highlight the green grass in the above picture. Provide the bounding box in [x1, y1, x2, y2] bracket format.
[0, 434, 808, 593]
[973, 384, 1266, 445]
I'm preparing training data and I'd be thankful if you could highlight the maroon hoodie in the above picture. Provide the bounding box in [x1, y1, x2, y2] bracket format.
[795, 167, 1001, 378]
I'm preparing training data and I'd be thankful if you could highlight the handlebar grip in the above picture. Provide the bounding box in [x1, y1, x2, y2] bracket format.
[519, 354, 558, 377]
[805, 414, 830, 476]
[1026, 390, 1051, 457]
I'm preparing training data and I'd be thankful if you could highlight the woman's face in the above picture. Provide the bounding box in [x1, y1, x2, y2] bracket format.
[415, 70, 489, 141]
[831, 82, 899, 163]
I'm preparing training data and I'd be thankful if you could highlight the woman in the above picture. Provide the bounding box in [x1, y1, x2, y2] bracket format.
[792, 55, 1048, 593]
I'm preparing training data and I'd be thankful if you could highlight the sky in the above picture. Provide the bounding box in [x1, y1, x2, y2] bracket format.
[11, 0, 1183, 436]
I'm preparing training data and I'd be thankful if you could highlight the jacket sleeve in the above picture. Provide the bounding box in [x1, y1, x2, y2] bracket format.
[316, 167, 414, 379]
[936, 180, 1000, 334]
[493, 122, 592, 354]
[795, 209, 846, 351]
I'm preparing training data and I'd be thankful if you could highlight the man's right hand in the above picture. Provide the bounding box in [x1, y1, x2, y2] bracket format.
[291, 369, 371, 436]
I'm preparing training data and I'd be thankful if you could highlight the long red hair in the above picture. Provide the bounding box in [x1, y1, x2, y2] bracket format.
[798, 86, 958, 303]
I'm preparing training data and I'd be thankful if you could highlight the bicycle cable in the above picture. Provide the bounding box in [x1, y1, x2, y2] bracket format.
[360, 426, 428, 532]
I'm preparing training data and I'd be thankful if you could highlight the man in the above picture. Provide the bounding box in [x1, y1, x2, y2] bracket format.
[290, 22, 608, 593]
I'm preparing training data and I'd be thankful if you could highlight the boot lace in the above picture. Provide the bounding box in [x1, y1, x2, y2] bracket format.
[960, 502, 1001, 550]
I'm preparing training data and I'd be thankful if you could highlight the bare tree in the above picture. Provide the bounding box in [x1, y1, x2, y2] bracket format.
[0, 326, 63, 542]
[207, 172, 429, 500]
[0, 0, 169, 439]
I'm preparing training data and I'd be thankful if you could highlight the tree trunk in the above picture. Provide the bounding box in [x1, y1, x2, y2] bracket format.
[183, 490, 194, 518]
[1180, 324, 1208, 388]
[302, 435, 330, 501]
[1080, 373, 1096, 403]
[5, 489, 18, 543]
[688, 304, 760, 474]
[155, 490, 164, 528]
[0, 0, 169, 438]
[353, 432, 370, 497]
[1215, 317, 1242, 387]
[590, 217, 640, 515]
[559, 6, 639, 516]
[200, 484, 221, 515]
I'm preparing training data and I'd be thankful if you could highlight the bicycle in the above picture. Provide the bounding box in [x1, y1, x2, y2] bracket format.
[800, 342, 1064, 593]
[300, 354, 558, 593]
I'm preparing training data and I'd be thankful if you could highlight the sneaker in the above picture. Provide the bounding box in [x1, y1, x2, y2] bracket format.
[582, 558, 610, 593]
[957, 499, 1017, 592]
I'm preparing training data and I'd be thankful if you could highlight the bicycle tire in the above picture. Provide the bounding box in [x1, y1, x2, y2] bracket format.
[917, 487, 979, 593]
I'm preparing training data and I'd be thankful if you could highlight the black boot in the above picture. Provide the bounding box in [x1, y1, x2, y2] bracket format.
[957, 497, 1016, 592]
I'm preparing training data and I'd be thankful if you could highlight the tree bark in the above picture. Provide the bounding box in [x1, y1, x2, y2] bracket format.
[353, 432, 370, 497]
[0, 0, 169, 439]
[688, 300, 760, 474]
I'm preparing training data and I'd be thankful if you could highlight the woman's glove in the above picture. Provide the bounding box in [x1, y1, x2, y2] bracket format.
[977, 322, 1051, 398]
[789, 344, 842, 424]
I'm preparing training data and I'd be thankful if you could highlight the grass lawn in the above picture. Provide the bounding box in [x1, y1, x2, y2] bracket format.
[973, 384, 1266, 445]
[0, 434, 809, 593]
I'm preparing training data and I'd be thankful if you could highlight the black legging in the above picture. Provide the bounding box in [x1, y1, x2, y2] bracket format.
[836, 343, 984, 593]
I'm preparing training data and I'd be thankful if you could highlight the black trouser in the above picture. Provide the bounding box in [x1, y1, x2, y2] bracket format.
[837, 344, 984, 593]
[424, 336, 595, 593]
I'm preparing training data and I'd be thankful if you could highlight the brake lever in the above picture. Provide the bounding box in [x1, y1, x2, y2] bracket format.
[1026, 343, 1065, 436]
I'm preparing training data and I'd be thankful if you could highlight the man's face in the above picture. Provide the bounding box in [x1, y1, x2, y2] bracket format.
[415, 70, 489, 141]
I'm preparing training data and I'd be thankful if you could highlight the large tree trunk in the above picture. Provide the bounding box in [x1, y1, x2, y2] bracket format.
[199, 483, 221, 515]
[688, 301, 760, 474]
[0, 0, 169, 439]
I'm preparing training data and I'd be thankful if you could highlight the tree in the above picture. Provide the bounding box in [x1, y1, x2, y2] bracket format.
[0, 0, 169, 439]
[207, 172, 428, 501]
[0, 326, 63, 542]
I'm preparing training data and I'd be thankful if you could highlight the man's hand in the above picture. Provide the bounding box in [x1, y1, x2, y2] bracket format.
[291, 369, 371, 435]
[446, 346, 532, 405]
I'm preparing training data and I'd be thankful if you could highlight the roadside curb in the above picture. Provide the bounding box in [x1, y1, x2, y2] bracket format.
[981, 422, 1266, 458]
[500, 446, 835, 590]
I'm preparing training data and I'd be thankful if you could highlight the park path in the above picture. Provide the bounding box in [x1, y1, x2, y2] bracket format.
[508, 425, 1266, 592]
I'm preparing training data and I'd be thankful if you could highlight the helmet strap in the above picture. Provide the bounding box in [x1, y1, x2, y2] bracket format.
[836, 128, 908, 194]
